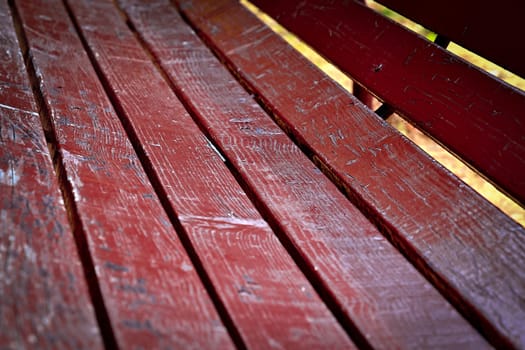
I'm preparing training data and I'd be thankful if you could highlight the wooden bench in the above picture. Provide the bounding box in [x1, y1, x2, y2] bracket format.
[1, 0, 524, 348]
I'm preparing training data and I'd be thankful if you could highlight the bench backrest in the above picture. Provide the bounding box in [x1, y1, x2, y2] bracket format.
[376, 0, 525, 77]
[251, 0, 525, 206]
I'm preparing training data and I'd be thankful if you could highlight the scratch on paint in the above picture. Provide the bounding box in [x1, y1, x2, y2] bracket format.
[205, 137, 226, 162]
[179, 214, 268, 229]
[0, 103, 39, 116]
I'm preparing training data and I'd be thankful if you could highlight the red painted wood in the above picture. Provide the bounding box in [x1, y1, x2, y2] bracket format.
[375, 0, 525, 78]
[175, 0, 525, 348]
[121, 0, 491, 348]
[352, 84, 374, 109]
[353, 0, 374, 109]
[66, 0, 355, 348]
[14, 0, 235, 348]
[250, 0, 525, 206]
[0, 1, 103, 348]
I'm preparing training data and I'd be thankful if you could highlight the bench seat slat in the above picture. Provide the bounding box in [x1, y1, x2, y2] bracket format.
[175, 0, 525, 348]
[251, 0, 525, 206]
[122, 0, 492, 348]
[0, 2, 103, 347]
[67, 0, 356, 348]
[15, 0, 237, 348]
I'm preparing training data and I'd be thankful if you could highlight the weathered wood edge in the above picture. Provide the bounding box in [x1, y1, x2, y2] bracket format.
[1, 0, 104, 348]
[121, 0, 491, 348]
[66, 0, 356, 348]
[15, 0, 236, 347]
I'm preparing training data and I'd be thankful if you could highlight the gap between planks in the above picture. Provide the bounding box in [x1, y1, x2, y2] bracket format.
[119, 1, 496, 348]
[8, 0, 118, 348]
[171, 1, 524, 348]
[85, 1, 383, 348]
[61, 0, 247, 348]
[110, 3, 379, 349]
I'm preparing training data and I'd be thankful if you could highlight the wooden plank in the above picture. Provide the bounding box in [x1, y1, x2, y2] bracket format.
[120, 0, 492, 348]
[65, 0, 356, 348]
[250, 0, 525, 206]
[0, 1, 103, 348]
[375, 0, 525, 77]
[13, 0, 236, 348]
[174, 0, 525, 348]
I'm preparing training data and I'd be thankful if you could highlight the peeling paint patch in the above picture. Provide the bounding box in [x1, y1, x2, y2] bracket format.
[24, 244, 36, 263]
[0, 164, 21, 186]
[180, 261, 193, 272]
[61, 149, 84, 201]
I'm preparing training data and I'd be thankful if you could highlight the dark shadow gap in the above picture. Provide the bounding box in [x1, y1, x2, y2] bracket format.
[8, 0, 118, 348]
[63, 0, 246, 348]
[113, 0, 376, 348]
[172, 2, 506, 349]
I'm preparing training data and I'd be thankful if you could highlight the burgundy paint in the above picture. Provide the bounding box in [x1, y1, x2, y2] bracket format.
[251, 0, 525, 206]
[376, 0, 525, 77]
[67, 0, 355, 348]
[176, 0, 525, 348]
[0, 0, 102, 347]
[15, 0, 234, 347]
[122, 0, 491, 348]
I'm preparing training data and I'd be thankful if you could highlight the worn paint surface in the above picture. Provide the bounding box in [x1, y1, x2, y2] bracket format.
[122, 0, 492, 349]
[0, 0, 102, 348]
[176, 0, 525, 348]
[3, 0, 523, 348]
[14, 0, 234, 348]
[66, 0, 355, 348]
[251, 0, 525, 206]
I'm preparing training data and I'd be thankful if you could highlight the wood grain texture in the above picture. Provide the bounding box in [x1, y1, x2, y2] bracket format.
[175, 0, 525, 348]
[250, 0, 525, 206]
[0, 1, 103, 348]
[66, 0, 355, 348]
[121, 0, 491, 348]
[14, 0, 235, 348]
[375, 0, 525, 77]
